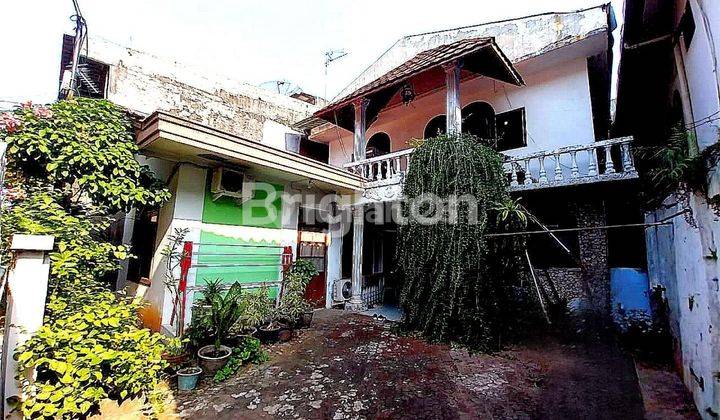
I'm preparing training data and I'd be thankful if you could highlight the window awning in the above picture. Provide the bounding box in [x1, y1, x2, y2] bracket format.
[314, 37, 524, 132]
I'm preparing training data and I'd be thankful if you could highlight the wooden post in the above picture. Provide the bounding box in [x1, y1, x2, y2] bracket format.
[1, 235, 54, 419]
[353, 98, 370, 162]
[347, 205, 365, 310]
[442, 59, 463, 135]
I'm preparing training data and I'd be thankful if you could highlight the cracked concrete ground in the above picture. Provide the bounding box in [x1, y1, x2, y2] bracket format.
[172, 309, 645, 419]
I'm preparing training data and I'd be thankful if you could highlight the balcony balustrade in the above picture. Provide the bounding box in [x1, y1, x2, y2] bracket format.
[343, 137, 637, 197]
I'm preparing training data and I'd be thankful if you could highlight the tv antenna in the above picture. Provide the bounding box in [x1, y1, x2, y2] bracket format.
[324, 49, 348, 100]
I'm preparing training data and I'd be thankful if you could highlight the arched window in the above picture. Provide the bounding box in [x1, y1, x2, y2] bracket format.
[366, 132, 391, 158]
[462, 102, 496, 139]
[424, 115, 447, 139]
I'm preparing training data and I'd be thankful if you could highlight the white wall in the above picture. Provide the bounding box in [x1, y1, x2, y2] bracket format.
[645, 193, 720, 418]
[683, 0, 720, 151]
[323, 56, 597, 168]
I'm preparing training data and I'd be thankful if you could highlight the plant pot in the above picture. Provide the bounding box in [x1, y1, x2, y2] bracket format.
[162, 352, 189, 367]
[177, 367, 202, 391]
[197, 345, 232, 375]
[258, 323, 285, 344]
[300, 310, 314, 328]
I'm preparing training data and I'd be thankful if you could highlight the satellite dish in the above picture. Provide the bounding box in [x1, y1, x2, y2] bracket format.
[259, 80, 302, 96]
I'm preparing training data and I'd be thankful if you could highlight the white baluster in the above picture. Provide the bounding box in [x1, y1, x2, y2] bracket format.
[587, 148, 598, 177]
[510, 162, 519, 186]
[538, 156, 548, 184]
[604, 145, 615, 174]
[621, 143, 634, 172]
[523, 159, 532, 185]
[554, 153, 564, 181]
[570, 151, 579, 179]
[374, 161, 381, 180]
[394, 157, 401, 177]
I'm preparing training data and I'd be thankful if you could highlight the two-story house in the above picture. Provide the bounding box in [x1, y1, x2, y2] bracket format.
[60, 4, 643, 339]
[305, 3, 642, 315]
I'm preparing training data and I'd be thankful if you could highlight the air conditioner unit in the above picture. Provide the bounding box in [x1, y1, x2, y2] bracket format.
[333, 278, 352, 302]
[210, 167, 254, 203]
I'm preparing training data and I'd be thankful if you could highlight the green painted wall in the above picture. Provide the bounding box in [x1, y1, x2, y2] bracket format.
[194, 231, 281, 300]
[201, 178, 284, 229]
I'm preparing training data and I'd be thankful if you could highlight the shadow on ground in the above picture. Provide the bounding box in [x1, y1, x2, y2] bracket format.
[173, 309, 646, 419]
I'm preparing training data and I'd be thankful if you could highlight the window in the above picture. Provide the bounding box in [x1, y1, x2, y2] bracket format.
[462, 102, 496, 139]
[366, 132, 391, 158]
[298, 137, 329, 163]
[679, 2, 696, 49]
[495, 108, 527, 151]
[424, 115, 447, 138]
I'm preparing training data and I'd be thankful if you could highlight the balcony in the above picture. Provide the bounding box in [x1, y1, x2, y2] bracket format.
[344, 137, 638, 200]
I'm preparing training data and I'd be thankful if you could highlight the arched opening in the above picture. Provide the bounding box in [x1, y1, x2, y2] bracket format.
[424, 115, 447, 139]
[462, 102, 495, 139]
[366, 132, 391, 158]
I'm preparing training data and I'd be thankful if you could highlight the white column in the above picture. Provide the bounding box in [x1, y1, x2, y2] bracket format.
[443, 59, 463, 135]
[353, 98, 370, 161]
[2, 235, 54, 419]
[347, 205, 365, 310]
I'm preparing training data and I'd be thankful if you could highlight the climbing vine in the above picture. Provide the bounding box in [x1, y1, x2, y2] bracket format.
[396, 133, 533, 351]
[1, 99, 171, 418]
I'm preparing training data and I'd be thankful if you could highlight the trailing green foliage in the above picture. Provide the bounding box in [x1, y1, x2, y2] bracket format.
[213, 337, 268, 382]
[1, 98, 170, 418]
[396, 134, 530, 351]
[635, 124, 705, 206]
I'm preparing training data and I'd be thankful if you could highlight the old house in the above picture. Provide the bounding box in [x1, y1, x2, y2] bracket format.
[59, 4, 646, 351]
[615, 0, 720, 416]
[305, 3, 643, 315]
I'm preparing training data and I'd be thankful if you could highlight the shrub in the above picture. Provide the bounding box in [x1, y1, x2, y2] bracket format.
[2, 98, 170, 418]
[275, 260, 317, 324]
[15, 291, 168, 418]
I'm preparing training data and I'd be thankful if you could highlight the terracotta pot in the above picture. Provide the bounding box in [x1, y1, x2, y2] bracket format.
[162, 352, 189, 367]
[197, 345, 231, 375]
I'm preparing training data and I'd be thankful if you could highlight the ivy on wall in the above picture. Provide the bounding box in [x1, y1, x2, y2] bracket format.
[396, 134, 536, 351]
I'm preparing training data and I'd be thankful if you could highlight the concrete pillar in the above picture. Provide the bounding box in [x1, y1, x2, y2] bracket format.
[575, 199, 610, 314]
[1, 235, 54, 418]
[673, 37, 699, 156]
[347, 205, 365, 310]
[352, 98, 370, 161]
[443, 59, 463, 135]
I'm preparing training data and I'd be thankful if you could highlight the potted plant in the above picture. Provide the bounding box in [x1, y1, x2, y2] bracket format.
[276, 260, 318, 328]
[161, 337, 189, 368]
[177, 366, 202, 391]
[195, 279, 245, 374]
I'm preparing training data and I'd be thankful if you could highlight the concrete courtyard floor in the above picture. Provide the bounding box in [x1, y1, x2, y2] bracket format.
[172, 309, 652, 419]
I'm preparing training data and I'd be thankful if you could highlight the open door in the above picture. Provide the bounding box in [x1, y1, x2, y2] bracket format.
[297, 231, 327, 308]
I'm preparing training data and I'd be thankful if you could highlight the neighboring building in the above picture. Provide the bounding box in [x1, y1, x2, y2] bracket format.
[306, 4, 644, 314]
[615, 0, 720, 417]
[59, 35, 364, 332]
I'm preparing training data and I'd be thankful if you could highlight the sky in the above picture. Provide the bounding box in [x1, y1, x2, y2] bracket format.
[0, 0, 624, 106]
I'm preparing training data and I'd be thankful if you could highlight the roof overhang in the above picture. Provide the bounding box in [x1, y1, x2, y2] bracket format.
[136, 112, 363, 193]
[314, 37, 523, 131]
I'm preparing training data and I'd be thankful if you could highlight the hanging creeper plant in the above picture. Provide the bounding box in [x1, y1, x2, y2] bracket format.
[397, 133, 532, 351]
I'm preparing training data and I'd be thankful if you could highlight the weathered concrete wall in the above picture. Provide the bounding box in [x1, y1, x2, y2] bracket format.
[84, 36, 316, 143]
[335, 5, 609, 101]
[645, 191, 720, 418]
